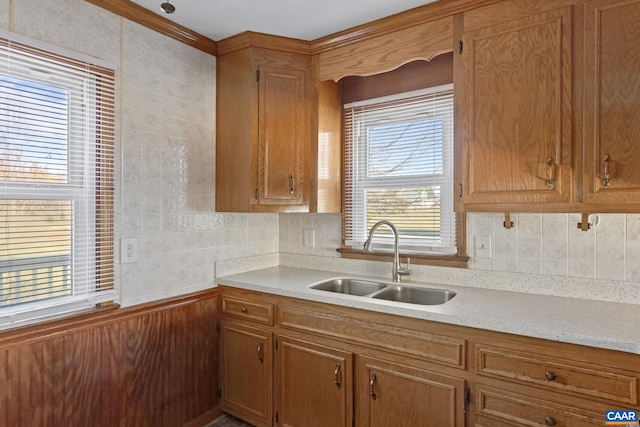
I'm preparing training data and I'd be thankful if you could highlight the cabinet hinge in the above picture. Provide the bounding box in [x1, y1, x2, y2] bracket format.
[458, 40, 463, 54]
[256, 69, 260, 81]
[464, 387, 471, 405]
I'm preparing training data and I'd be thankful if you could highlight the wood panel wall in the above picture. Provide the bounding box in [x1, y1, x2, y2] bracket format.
[0, 290, 220, 427]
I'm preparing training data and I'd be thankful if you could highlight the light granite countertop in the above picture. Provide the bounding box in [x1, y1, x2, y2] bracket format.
[216, 266, 640, 355]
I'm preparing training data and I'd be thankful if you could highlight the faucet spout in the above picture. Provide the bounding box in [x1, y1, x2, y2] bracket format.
[364, 220, 411, 282]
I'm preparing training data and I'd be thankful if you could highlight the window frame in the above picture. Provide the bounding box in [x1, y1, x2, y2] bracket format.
[0, 30, 117, 328]
[338, 59, 468, 268]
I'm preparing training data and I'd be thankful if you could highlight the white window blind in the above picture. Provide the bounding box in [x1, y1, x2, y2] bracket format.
[0, 30, 117, 329]
[344, 84, 456, 255]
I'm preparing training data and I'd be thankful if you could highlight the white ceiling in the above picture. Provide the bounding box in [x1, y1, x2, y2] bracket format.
[130, 0, 438, 41]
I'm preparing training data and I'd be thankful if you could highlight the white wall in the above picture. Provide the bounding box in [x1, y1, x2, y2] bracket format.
[5, 0, 280, 307]
[7, 0, 639, 308]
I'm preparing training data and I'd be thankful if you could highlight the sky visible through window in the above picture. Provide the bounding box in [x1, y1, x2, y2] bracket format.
[0, 74, 69, 183]
[367, 118, 443, 178]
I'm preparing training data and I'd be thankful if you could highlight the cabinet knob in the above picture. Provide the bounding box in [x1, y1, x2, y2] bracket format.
[545, 416, 556, 426]
[545, 371, 556, 381]
[241, 306, 247, 313]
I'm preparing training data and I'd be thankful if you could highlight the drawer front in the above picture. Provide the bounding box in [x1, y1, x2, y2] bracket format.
[476, 344, 638, 405]
[221, 296, 274, 325]
[475, 385, 602, 427]
[278, 304, 465, 368]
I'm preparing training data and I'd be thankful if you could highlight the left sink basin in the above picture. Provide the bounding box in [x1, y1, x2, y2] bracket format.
[309, 278, 387, 296]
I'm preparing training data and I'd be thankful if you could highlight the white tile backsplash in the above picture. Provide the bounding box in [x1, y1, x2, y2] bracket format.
[279, 212, 640, 304]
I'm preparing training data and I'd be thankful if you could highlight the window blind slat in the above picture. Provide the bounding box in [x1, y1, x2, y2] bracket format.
[0, 30, 116, 328]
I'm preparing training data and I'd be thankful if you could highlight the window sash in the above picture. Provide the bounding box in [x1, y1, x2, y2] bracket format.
[0, 30, 116, 329]
[344, 84, 456, 255]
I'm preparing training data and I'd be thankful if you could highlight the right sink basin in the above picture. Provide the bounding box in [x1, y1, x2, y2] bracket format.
[370, 285, 456, 305]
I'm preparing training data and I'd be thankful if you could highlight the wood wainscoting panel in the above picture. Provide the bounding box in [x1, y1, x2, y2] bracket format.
[0, 289, 219, 427]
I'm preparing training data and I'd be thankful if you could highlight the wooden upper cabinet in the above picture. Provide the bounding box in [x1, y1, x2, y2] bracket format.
[216, 34, 311, 212]
[455, 4, 574, 211]
[583, 0, 640, 207]
[257, 65, 306, 206]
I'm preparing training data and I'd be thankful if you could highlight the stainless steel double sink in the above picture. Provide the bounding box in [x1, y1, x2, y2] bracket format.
[308, 277, 456, 306]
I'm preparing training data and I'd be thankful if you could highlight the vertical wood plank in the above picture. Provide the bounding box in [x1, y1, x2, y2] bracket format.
[19, 343, 44, 426]
[42, 336, 64, 426]
[0, 291, 219, 427]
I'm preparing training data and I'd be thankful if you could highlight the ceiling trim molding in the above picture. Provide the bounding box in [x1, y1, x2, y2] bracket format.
[217, 31, 312, 56]
[86, 0, 217, 56]
[310, 0, 502, 54]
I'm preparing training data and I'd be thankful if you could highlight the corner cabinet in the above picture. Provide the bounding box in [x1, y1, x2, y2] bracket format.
[216, 33, 311, 212]
[583, 0, 640, 207]
[455, 3, 574, 211]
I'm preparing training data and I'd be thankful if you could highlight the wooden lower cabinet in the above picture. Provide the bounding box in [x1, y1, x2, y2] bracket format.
[218, 287, 640, 427]
[274, 335, 353, 427]
[220, 321, 273, 427]
[356, 355, 466, 427]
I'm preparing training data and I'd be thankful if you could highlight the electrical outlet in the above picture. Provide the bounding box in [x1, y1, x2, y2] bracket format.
[121, 238, 138, 264]
[474, 236, 492, 259]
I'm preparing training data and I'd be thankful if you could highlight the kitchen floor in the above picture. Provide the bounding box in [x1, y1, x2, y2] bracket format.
[206, 413, 253, 427]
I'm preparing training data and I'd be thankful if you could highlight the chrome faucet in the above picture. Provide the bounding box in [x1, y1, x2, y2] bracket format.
[364, 220, 411, 282]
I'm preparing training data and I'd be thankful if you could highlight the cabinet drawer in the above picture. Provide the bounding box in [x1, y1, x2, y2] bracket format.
[475, 385, 602, 427]
[476, 344, 638, 405]
[221, 296, 274, 325]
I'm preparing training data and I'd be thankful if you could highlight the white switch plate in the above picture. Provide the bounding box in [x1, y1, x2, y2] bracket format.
[121, 238, 138, 264]
[303, 229, 315, 248]
[474, 235, 492, 258]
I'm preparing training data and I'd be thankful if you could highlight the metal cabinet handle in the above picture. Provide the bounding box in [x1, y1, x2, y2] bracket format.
[257, 342, 264, 364]
[545, 416, 556, 426]
[334, 364, 341, 390]
[545, 157, 554, 187]
[545, 371, 556, 381]
[369, 373, 377, 400]
[289, 174, 295, 194]
[602, 154, 611, 186]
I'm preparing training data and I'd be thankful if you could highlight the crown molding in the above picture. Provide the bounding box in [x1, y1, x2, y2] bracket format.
[310, 0, 502, 54]
[216, 31, 312, 56]
[86, 0, 217, 56]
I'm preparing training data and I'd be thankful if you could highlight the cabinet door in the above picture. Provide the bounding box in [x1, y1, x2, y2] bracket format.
[274, 335, 353, 427]
[583, 0, 640, 205]
[356, 355, 466, 427]
[220, 321, 273, 427]
[256, 65, 306, 207]
[457, 7, 572, 208]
